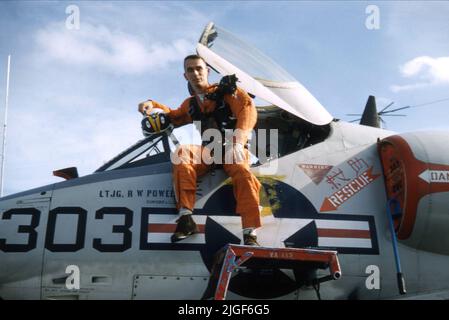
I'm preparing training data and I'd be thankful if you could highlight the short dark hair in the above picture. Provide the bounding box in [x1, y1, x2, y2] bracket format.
[183, 54, 206, 69]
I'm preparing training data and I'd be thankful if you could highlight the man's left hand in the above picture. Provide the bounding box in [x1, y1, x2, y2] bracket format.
[232, 143, 246, 164]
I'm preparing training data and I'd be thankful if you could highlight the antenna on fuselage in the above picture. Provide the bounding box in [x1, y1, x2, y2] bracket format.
[1, 55, 11, 197]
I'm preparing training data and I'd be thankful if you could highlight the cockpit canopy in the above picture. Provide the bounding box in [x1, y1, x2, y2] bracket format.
[197, 22, 333, 126]
[95, 133, 171, 172]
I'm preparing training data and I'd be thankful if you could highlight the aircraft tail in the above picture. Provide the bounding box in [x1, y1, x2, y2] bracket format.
[360, 96, 380, 128]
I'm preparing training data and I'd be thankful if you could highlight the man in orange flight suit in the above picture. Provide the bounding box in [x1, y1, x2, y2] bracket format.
[138, 54, 261, 246]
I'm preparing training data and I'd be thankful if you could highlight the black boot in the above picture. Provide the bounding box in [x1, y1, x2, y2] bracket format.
[243, 234, 260, 246]
[171, 215, 199, 243]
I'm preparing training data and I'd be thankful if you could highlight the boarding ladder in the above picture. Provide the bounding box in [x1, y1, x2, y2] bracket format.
[201, 244, 342, 300]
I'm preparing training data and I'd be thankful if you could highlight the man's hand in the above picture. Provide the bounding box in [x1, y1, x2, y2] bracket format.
[232, 143, 246, 164]
[138, 100, 154, 116]
[141, 110, 171, 136]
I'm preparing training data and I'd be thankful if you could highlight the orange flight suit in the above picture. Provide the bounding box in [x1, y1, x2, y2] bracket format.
[150, 85, 261, 229]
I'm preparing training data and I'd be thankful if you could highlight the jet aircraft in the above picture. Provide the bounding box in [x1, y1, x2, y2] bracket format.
[1, 22, 449, 300]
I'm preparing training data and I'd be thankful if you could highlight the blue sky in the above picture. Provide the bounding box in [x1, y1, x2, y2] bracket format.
[0, 1, 448, 195]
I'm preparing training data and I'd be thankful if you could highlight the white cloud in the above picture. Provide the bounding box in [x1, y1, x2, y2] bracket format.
[391, 56, 449, 92]
[401, 56, 449, 82]
[35, 22, 192, 74]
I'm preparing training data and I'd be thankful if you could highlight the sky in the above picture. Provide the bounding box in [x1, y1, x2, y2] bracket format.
[0, 1, 448, 196]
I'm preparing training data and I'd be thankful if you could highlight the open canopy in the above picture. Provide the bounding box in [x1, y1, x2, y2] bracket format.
[197, 22, 333, 126]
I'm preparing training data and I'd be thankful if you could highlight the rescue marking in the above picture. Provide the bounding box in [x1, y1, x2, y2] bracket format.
[320, 166, 380, 211]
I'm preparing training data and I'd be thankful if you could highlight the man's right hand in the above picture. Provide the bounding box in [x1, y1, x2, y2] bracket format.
[138, 100, 154, 116]
[141, 109, 171, 136]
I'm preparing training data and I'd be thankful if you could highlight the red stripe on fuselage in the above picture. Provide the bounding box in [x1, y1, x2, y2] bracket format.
[148, 223, 205, 233]
[318, 228, 370, 239]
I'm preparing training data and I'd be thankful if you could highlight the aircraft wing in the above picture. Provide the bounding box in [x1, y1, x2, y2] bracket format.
[197, 22, 333, 126]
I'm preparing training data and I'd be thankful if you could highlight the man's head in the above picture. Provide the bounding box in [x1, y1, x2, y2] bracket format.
[183, 54, 209, 94]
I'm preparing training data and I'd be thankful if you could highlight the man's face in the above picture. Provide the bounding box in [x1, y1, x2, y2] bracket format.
[184, 58, 209, 91]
